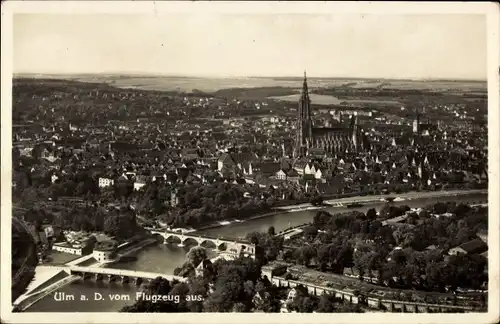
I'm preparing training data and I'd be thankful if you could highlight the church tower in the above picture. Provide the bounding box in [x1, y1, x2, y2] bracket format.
[351, 115, 359, 151]
[296, 71, 313, 156]
[412, 106, 420, 134]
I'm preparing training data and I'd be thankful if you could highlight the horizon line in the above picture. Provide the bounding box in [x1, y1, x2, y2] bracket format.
[12, 71, 487, 83]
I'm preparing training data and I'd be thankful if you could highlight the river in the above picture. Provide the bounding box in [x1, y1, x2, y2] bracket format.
[26, 192, 487, 312]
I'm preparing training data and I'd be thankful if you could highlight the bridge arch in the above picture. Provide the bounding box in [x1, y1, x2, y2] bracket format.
[151, 233, 165, 243]
[217, 242, 228, 251]
[199, 240, 217, 249]
[164, 235, 182, 245]
[181, 237, 200, 247]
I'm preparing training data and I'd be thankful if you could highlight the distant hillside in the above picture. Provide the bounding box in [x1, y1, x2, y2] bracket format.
[12, 77, 180, 97]
[13, 77, 119, 95]
[213, 86, 298, 100]
[13, 74, 487, 97]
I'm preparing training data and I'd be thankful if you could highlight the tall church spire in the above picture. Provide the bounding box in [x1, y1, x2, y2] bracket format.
[302, 70, 309, 96]
[296, 71, 313, 156]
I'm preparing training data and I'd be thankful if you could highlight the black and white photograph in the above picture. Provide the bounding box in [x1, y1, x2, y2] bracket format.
[1, 1, 499, 323]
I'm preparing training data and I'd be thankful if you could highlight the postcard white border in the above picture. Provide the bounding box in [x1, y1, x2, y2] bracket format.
[1, 1, 499, 324]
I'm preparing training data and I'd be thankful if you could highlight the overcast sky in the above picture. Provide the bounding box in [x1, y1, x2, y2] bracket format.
[13, 13, 487, 80]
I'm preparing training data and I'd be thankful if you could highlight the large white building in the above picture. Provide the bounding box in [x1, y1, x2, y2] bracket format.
[98, 177, 114, 188]
[52, 242, 83, 255]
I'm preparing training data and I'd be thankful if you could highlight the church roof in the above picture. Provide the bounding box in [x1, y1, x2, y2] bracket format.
[312, 127, 350, 136]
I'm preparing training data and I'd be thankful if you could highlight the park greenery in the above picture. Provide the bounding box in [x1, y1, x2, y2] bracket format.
[278, 202, 488, 293]
[122, 246, 365, 313]
[13, 170, 277, 235]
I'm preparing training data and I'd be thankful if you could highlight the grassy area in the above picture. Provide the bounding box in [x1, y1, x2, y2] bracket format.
[46, 251, 82, 265]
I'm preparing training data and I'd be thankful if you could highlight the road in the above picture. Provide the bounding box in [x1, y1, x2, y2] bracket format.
[277, 189, 487, 211]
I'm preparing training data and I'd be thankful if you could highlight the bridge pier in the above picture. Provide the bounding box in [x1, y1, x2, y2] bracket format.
[95, 273, 104, 281]
[82, 272, 92, 281]
[121, 276, 129, 284]
[108, 274, 120, 283]
[134, 278, 143, 286]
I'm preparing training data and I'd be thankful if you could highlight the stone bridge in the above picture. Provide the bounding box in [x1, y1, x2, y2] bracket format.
[149, 229, 256, 257]
[63, 265, 187, 286]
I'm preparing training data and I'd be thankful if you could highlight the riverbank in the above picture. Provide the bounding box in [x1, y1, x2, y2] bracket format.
[23, 190, 489, 312]
[117, 238, 158, 259]
[191, 189, 487, 233]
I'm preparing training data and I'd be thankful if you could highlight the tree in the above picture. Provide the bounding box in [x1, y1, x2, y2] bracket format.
[316, 294, 335, 312]
[455, 227, 476, 245]
[203, 258, 262, 312]
[232, 302, 247, 312]
[313, 210, 332, 227]
[310, 195, 324, 206]
[267, 226, 275, 236]
[393, 224, 417, 248]
[243, 280, 255, 297]
[366, 208, 377, 220]
[186, 246, 208, 268]
[335, 244, 354, 271]
[203, 288, 233, 312]
[177, 262, 196, 278]
[294, 245, 317, 266]
[354, 251, 369, 279]
[121, 277, 178, 312]
[303, 225, 318, 240]
[379, 204, 392, 219]
[317, 245, 331, 271]
[103, 215, 120, 237]
[298, 296, 317, 313]
[169, 282, 190, 311]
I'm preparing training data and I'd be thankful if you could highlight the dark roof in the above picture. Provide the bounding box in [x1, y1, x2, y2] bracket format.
[458, 239, 488, 254]
[309, 148, 325, 156]
[218, 153, 235, 164]
[280, 159, 292, 171]
[231, 152, 257, 164]
[111, 141, 138, 152]
[182, 148, 199, 156]
[316, 183, 340, 195]
[254, 162, 281, 175]
[312, 126, 350, 137]
[302, 174, 316, 182]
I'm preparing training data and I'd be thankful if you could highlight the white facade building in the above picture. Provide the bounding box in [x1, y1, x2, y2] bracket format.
[52, 242, 83, 255]
[98, 177, 114, 188]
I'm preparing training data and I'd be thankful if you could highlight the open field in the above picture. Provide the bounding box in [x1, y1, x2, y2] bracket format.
[269, 93, 402, 106]
[15, 74, 486, 94]
[347, 80, 486, 92]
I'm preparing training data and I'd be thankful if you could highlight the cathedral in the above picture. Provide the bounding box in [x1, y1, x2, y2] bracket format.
[295, 72, 367, 157]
